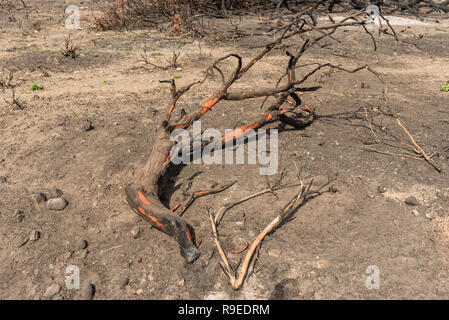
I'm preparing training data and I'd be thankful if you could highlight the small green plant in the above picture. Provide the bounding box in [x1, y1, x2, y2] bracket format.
[89, 75, 93, 79]
[334, 92, 345, 98]
[173, 74, 180, 79]
[102, 80, 108, 84]
[30, 83, 43, 91]
[151, 51, 160, 56]
[442, 83, 449, 92]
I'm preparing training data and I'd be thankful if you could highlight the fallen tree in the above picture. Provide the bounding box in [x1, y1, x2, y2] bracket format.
[124, 9, 401, 290]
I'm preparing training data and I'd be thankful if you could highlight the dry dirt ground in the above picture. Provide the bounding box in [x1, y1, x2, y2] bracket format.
[1, 1, 449, 300]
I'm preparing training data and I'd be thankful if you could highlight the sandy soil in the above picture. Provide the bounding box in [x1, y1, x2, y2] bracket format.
[0, 1, 449, 300]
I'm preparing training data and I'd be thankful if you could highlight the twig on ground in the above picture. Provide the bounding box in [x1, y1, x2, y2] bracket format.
[208, 174, 333, 290]
[361, 110, 442, 172]
[4, 88, 25, 110]
[139, 48, 181, 70]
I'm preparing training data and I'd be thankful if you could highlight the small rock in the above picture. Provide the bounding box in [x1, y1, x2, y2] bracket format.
[412, 209, 419, 216]
[33, 193, 47, 204]
[80, 282, 94, 300]
[49, 187, 63, 199]
[13, 209, 24, 223]
[377, 185, 387, 193]
[0, 176, 6, 183]
[15, 235, 28, 247]
[30, 230, 40, 241]
[176, 67, 182, 71]
[81, 120, 94, 131]
[130, 226, 141, 239]
[76, 239, 88, 250]
[120, 277, 129, 288]
[405, 196, 419, 206]
[43, 283, 61, 298]
[136, 288, 144, 295]
[425, 213, 433, 220]
[46, 198, 68, 211]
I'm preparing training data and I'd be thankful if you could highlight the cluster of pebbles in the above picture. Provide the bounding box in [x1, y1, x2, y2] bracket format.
[29, 187, 95, 299]
[33, 186, 68, 211]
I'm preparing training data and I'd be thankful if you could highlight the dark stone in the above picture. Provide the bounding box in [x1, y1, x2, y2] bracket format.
[76, 239, 88, 250]
[405, 196, 419, 206]
[81, 120, 94, 131]
[30, 230, 40, 241]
